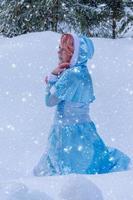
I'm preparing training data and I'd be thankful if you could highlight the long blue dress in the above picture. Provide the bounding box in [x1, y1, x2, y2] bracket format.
[33, 35, 131, 176]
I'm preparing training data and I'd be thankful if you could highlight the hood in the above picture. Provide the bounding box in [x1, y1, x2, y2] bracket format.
[70, 33, 94, 67]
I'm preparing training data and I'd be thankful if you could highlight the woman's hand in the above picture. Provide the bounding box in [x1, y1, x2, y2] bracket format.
[51, 62, 70, 75]
[44, 62, 70, 84]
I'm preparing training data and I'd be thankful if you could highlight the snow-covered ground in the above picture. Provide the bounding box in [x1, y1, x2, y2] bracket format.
[0, 31, 133, 199]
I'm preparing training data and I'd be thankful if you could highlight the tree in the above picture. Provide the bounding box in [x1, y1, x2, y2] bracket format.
[118, 0, 133, 37]
[0, 0, 132, 38]
[0, 0, 61, 37]
[106, 0, 125, 38]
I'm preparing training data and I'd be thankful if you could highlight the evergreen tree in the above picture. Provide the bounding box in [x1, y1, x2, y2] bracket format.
[0, 0, 60, 37]
[106, 0, 125, 38]
[118, 0, 133, 37]
[57, 0, 108, 37]
[0, 0, 132, 38]
[94, 0, 132, 38]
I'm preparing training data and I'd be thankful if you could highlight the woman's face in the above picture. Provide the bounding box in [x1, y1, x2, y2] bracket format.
[58, 45, 72, 63]
[58, 34, 74, 64]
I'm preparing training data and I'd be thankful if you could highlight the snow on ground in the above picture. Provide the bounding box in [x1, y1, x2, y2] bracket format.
[0, 31, 133, 199]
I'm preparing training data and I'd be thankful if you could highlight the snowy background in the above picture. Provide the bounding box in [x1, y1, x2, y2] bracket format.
[0, 31, 133, 199]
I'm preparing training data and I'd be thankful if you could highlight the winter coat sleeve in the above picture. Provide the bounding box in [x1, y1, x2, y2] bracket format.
[45, 73, 61, 107]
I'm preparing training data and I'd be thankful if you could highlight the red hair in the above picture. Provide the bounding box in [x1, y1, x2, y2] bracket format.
[60, 33, 74, 57]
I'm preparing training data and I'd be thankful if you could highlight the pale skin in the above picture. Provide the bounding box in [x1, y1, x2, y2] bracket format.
[51, 45, 73, 75]
[45, 43, 74, 83]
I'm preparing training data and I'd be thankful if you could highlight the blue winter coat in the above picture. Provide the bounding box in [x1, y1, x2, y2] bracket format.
[33, 35, 131, 176]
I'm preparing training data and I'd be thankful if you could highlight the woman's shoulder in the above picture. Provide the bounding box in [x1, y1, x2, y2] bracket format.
[61, 66, 89, 80]
[56, 66, 92, 88]
[53, 66, 95, 103]
[57, 66, 81, 83]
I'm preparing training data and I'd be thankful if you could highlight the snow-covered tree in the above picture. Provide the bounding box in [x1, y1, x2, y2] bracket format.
[94, 0, 133, 38]
[0, 0, 61, 37]
[118, 0, 133, 37]
[0, 0, 132, 38]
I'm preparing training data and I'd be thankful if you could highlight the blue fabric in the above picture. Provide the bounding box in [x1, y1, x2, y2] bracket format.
[76, 36, 94, 66]
[54, 66, 95, 103]
[33, 35, 131, 176]
[52, 35, 95, 103]
[33, 121, 130, 176]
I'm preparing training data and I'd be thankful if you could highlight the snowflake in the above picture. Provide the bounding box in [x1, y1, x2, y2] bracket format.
[5, 91, 9, 95]
[59, 120, 63, 124]
[114, 110, 118, 114]
[75, 119, 79, 123]
[96, 123, 100, 128]
[62, 3, 65, 7]
[28, 63, 32, 67]
[111, 137, 115, 142]
[73, 67, 80, 73]
[80, 135, 84, 139]
[90, 64, 96, 69]
[6, 124, 15, 131]
[11, 63, 16, 68]
[129, 90, 133, 95]
[64, 146, 72, 153]
[33, 140, 39, 145]
[40, 132, 44, 136]
[39, 66, 43, 70]
[125, 88, 133, 95]
[21, 97, 27, 102]
[89, 70, 93, 74]
[26, 4, 30, 8]
[77, 145, 83, 151]
[109, 157, 114, 161]
[28, 93, 32, 97]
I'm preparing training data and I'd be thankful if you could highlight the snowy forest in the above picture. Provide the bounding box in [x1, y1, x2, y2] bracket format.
[0, 0, 133, 38]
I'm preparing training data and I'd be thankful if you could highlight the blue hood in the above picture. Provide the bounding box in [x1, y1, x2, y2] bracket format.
[54, 33, 96, 104]
[70, 34, 94, 67]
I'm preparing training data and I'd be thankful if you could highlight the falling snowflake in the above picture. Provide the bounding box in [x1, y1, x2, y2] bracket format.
[5, 91, 9, 95]
[21, 97, 27, 102]
[11, 63, 16, 68]
[6, 124, 15, 131]
[33, 140, 39, 145]
[73, 67, 80, 73]
[59, 120, 63, 124]
[77, 145, 83, 151]
[111, 137, 115, 142]
[109, 157, 114, 161]
[129, 90, 133, 95]
[90, 64, 96, 69]
[28, 93, 32, 97]
[64, 146, 72, 153]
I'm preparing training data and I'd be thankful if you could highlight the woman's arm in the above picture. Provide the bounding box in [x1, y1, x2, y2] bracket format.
[45, 73, 61, 107]
[44, 63, 70, 107]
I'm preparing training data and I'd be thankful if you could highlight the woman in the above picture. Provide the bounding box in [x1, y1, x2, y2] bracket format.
[33, 33, 131, 176]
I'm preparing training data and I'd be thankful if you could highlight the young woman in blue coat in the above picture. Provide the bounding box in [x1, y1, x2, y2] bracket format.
[33, 33, 131, 176]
